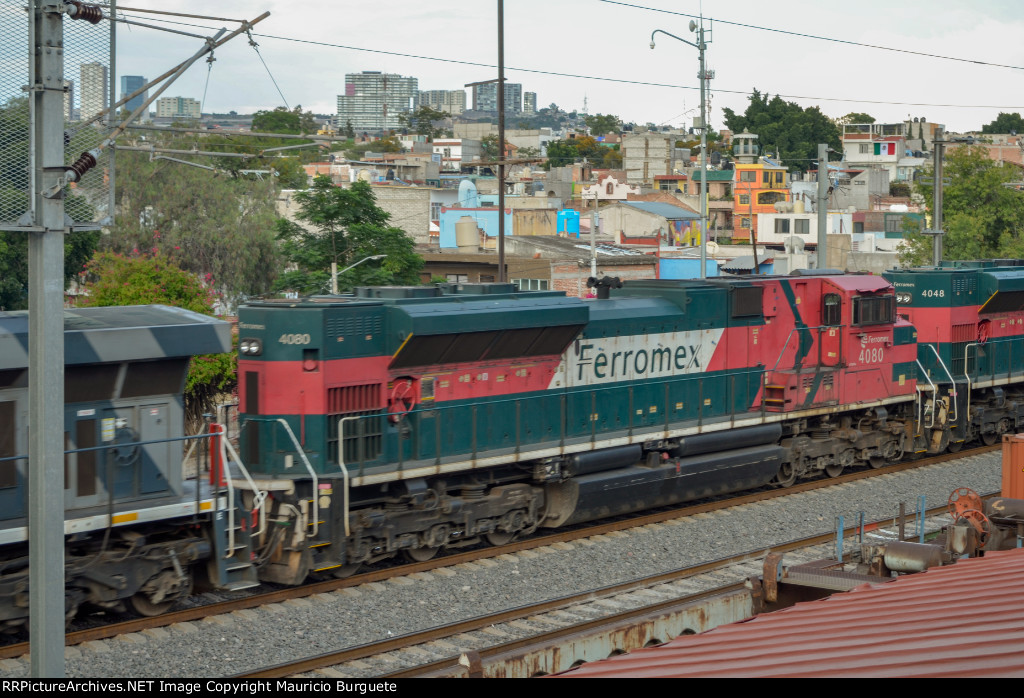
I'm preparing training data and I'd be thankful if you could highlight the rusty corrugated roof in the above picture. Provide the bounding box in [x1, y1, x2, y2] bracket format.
[557, 548, 1024, 678]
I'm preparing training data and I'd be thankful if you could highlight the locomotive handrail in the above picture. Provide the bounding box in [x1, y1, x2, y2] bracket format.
[771, 324, 835, 372]
[273, 418, 320, 539]
[214, 423, 268, 547]
[924, 343, 958, 423]
[916, 358, 937, 430]
[336, 417, 356, 537]
[964, 342, 980, 433]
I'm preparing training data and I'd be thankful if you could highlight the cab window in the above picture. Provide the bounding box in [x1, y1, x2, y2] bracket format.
[852, 295, 895, 326]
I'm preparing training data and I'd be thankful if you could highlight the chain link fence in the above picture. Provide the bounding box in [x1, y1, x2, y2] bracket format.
[0, 1, 113, 231]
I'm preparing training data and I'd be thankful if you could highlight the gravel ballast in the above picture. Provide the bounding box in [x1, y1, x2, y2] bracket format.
[0, 451, 1005, 678]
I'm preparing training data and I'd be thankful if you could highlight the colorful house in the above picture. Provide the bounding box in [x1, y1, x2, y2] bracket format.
[730, 132, 789, 242]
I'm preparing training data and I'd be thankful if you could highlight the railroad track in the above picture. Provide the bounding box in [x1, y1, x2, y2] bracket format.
[0, 444, 997, 661]
[237, 505, 967, 679]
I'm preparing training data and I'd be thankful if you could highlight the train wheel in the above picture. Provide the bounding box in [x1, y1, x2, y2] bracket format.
[947, 440, 964, 453]
[332, 564, 361, 579]
[772, 462, 797, 488]
[485, 531, 515, 547]
[403, 546, 440, 563]
[981, 431, 999, 446]
[825, 462, 844, 478]
[126, 593, 174, 617]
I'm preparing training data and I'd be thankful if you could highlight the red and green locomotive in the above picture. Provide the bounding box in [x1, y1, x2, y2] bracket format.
[236, 271, 927, 581]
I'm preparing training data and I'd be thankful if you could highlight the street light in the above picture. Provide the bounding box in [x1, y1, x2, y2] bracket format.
[650, 20, 712, 279]
[331, 254, 386, 295]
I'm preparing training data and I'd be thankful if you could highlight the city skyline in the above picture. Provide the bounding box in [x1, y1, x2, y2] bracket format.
[108, 0, 1024, 133]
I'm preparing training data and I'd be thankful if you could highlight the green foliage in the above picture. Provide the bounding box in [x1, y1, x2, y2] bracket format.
[602, 148, 623, 169]
[273, 177, 423, 294]
[481, 134, 501, 161]
[105, 146, 282, 310]
[836, 112, 876, 125]
[583, 113, 621, 136]
[398, 106, 448, 140]
[901, 146, 1024, 265]
[79, 252, 235, 429]
[722, 90, 841, 172]
[890, 181, 912, 198]
[345, 137, 402, 161]
[981, 112, 1024, 135]
[251, 105, 318, 135]
[543, 136, 612, 170]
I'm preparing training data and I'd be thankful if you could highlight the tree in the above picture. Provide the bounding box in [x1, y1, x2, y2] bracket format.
[481, 134, 501, 161]
[981, 112, 1024, 135]
[79, 251, 235, 431]
[273, 176, 423, 294]
[345, 136, 401, 161]
[722, 90, 841, 172]
[251, 105, 318, 135]
[104, 146, 282, 310]
[901, 145, 1024, 265]
[836, 112, 876, 126]
[398, 106, 448, 140]
[583, 113, 621, 136]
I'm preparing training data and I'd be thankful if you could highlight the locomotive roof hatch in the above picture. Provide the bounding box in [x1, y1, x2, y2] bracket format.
[388, 294, 588, 369]
[978, 268, 1024, 315]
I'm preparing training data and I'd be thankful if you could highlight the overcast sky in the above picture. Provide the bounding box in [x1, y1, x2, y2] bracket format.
[110, 0, 1024, 133]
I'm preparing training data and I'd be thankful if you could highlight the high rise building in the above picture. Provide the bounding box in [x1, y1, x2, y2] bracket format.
[336, 71, 419, 131]
[471, 82, 522, 113]
[417, 89, 466, 116]
[63, 80, 75, 122]
[523, 92, 537, 116]
[80, 62, 109, 122]
[120, 75, 148, 116]
[155, 97, 201, 119]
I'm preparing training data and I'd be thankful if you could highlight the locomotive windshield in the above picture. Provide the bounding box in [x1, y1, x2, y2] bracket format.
[852, 295, 896, 326]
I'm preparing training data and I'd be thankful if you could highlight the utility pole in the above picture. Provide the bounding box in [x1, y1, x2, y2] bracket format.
[930, 127, 945, 266]
[28, 0, 68, 677]
[696, 20, 709, 280]
[497, 0, 506, 282]
[817, 143, 829, 269]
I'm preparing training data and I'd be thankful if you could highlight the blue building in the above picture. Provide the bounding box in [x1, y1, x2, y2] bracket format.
[120, 75, 147, 114]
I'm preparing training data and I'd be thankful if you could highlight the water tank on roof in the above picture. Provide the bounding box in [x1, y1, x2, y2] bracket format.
[793, 199, 805, 214]
[455, 216, 479, 250]
[557, 209, 580, 236]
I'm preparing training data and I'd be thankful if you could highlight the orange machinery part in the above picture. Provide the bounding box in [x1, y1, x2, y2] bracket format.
[1000, 433, 1024, 499]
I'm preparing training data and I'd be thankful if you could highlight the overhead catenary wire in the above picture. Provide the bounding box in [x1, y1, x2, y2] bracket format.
[114, 12, 1024, 112]
[598, 0, 1024, 72]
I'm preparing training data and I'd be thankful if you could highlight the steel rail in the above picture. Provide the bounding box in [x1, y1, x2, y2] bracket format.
[239, 497, 977, 679]
[0, 444, 998, 660]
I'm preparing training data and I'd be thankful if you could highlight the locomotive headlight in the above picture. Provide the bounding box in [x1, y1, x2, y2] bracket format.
[240, 338, 262, 356]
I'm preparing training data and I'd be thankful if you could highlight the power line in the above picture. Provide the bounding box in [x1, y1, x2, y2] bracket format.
[118, 13, 1024, 112]
[598, 0, 1024, 72]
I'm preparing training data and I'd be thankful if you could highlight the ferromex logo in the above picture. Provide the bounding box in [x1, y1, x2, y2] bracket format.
[558, 329, 723, 387]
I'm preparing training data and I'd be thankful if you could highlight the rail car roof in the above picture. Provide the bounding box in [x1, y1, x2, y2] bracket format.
[0, 305, 231, 370]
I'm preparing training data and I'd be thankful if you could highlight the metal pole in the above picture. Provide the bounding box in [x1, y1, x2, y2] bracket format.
[698, 26, 707, 280]
[817, 143, 828, 269]
[107, 0, 116, 227]
[932, 128, 944, 266]
[496, 0, 505, 282]
[28, 0, 67, 677]
[590, 209, 598, 278]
